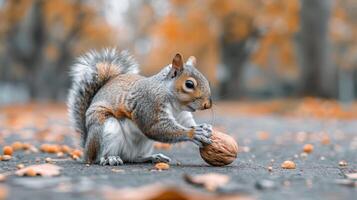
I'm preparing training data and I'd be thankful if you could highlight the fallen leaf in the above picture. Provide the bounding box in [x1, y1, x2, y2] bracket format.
[184, 173, 230, 191]
[334, 179, 357, 187]
[16, 164, 62, 177]
[153, 142, 172, 150]
[281, 160, 296, 169]
[154, 162, 170, 170]
[111, 169, 125, 173]
[257, 131, 269, 140]
[102, 183, 252, 200]
[0, 186, 8, 200]
[1, 155, 11, 161]
[0, 174, 6, 182]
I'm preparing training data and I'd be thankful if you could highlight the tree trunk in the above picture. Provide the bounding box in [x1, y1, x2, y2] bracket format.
[299, 0, 336, 98]
[219, 14, 260, 99]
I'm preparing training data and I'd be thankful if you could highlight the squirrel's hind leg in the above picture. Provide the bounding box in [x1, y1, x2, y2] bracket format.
[85, 106, 124, 165]
[98, 117, 125, 165]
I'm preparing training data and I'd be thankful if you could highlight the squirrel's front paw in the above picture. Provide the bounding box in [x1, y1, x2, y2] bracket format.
[100, 156, 124, 166]
[150, 153, 171, 163]
[192, 123, 213, 147]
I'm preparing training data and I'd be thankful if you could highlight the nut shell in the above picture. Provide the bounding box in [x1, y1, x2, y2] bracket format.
[199, 131, 238, 166]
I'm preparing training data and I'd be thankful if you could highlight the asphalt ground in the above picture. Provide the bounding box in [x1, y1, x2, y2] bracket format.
[0, 111, 356, 200]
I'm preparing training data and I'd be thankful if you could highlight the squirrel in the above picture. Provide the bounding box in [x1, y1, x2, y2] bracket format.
[68, 48, 213, 165]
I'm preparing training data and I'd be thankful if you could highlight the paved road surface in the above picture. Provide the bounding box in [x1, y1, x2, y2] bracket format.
[0, 114, 356, 200]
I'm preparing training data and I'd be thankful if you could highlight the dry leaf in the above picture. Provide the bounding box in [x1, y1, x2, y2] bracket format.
[1, 155, 11, 161]
[16, 164, 62, 177]
[102, 183, 252, 200]
[153, 142, 172, 150]
[303, 144, 314, 153]
[0, 174, 6, 182]
[0, 186, 8, 200]
[184, 173, 230, 191]
[257, 131, 269, 140]
[3, 146, 13, 156]
[281, 160, 296, 169]
[154, 162, 170, 171]
[111, 169, 125, 173]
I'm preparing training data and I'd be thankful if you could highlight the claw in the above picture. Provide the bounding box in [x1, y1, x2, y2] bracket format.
[151, 153, 171, 163]
[99, 156, 123, 166]
[192, 123, 213, 147]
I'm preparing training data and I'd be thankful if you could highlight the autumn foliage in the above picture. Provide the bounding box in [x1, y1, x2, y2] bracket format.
[0, 0, 357, 99]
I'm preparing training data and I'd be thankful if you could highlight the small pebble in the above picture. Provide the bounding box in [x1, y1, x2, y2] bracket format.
[300, 152, 308, 159]
[16, 164, 25, 169]
[255, 179, 276, 190]
[45, 157, 52, 163]
[56, 152, 64, 158]
[283, 180, 291, 187]
[339, 160, 348, 167]
[29, 146, 39, 153]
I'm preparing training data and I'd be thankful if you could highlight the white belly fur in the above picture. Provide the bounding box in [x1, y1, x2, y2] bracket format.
[101, 117, 153, 162]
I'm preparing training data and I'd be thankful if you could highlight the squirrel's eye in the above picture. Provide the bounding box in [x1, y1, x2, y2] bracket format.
[185, 80, 195, 89]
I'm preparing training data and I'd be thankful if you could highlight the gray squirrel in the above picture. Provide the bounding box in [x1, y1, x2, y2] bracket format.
[68, 49, 213, 165]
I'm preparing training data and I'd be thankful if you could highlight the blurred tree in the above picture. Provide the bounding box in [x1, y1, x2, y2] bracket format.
[330, 0, 357, 101]
[1, 0, 357, 101]
[298, 0, 335, 98]
[123, 0, 301, 99]
[0, 0, 114, 100]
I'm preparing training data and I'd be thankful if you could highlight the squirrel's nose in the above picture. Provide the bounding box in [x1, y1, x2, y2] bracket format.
[203, 98, 212, 110]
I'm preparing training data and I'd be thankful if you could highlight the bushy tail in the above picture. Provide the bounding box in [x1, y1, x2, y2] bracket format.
[67, 49, 139, 146]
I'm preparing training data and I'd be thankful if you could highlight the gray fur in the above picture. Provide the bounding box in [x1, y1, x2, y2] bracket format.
[68, 48, 212, 165]
[67, 49, 138, 146]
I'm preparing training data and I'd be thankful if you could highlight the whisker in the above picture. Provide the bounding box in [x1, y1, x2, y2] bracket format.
[208, 102, 218, 126]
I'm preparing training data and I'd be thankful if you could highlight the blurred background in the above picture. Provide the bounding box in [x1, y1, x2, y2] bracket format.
[1, 0, 357, 105]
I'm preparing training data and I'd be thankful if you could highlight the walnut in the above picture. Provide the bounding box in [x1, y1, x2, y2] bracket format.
[199, 131, 238, 166]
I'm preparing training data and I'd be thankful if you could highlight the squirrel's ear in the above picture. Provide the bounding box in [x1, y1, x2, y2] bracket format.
[169, 53, 184, 78]
[186, 56, 197, 66]
[172, 53, 184, 70]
